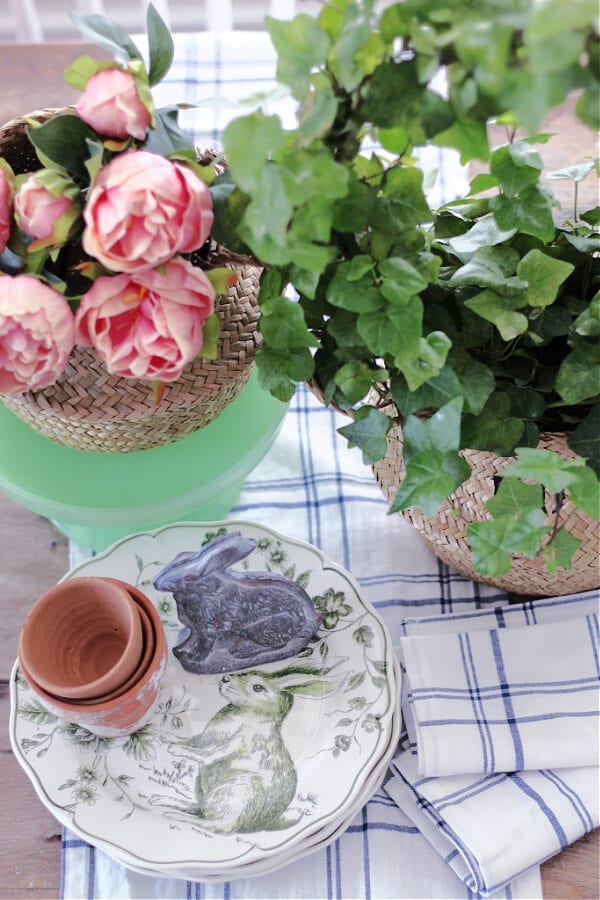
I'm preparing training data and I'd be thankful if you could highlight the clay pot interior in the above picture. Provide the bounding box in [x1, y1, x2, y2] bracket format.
[62, 601, 155, 705]
[17, 578, 167, 738]
[19, 576, 143, 701]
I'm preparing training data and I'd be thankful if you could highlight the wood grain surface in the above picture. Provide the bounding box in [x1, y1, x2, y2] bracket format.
[0, 39, 598, 900]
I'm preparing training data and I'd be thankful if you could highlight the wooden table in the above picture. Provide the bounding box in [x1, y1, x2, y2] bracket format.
[0, 40, 598, 899]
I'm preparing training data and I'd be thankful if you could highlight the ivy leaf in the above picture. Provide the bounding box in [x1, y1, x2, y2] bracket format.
[465, 289, 529, 341]
[259, 296, 319, 350]
[222, 114, 286, 193]
[326, 267, 382, 313]
[146, 2, 174, 86]
[490, 141, 542, 197]
[546, 161, 595, 182]
[449, 245, 527, 297]
[490, 186, 555, 243]
[542, 528, 582, 574]
[452, 354, 495, 415]
[556, 344, 600, 404]
[486, 478, 544, 518]
[379, 256, 428, 302]
[338, 406, 392, 465]
[357, 297, 423, 361]
[256, 347, 306, 403]
[335, 361, 378, 405]
[375, 166, 431, 230]
[568, 405, 600, 477]
[502, 448, 585, 493]
[266, 13, 331, 99]
[447, 215, 516, 254]
[467, 510, 550, 576]
[390, 366, 463, 417]
[396, 331, 451, 391]
[389, 448, 470, 516]
[461, 393, 524, 455]
[567, 466, 600, 519]
[516, 249, 574, 308]
[402, 397, 464, 462]
[298, 84, 338, 143]
[432, 116, 489, 164]
[574, 291, 600, 337]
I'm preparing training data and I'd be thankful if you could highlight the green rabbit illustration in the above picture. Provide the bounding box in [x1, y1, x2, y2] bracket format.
[178, 665, 342, 834]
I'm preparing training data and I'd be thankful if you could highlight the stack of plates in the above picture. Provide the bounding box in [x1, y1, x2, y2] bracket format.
[10, 521, 400, 882]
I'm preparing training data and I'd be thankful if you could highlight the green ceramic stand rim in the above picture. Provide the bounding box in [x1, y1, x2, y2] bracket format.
[0, 370, 288, 550]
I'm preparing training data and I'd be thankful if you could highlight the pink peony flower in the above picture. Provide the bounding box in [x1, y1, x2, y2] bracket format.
[0, 274, 76, 395]
[74, 256, 216, 382]
[82, 150, 214, 274]
[0, 162, 15, 253]
[14, 170, 80, 251]
[75, 67, 152, 141]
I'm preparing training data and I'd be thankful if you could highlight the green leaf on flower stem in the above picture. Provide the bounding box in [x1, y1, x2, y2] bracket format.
[389, 449, 471, 516]
[70, 12, 142, 63]
[556, 344, 600, 405]
[259, 296, 319, 350]
[542, 528, 581, 575]
[338, 407, 392, 466]
[580, 207, 600, 227]
[357, 297, 423, 361]
[222, 114, 286, 194]
[464, 290, 529, 342]
[489, 142, 542, 198]
[568, 466, 600, 520]
[199, 313, 220, 360]
[146, 2, 174, 86]
[397, 331, 451, 391]
[335, 361, 380, 405]
[266, 14, 331, 99]
[516, 250, 574, 308]
[390, 366, 464, 417]
[568, 405, 600, 478]
[63, 56, 117, 91]
[143, 106, 190, 154]
[490, 186, 556, 243]
[26, 115, 98, 180]
[503, 448, 585, 493]
[574, 291, 600, 337]
[449, 246, 526, 297]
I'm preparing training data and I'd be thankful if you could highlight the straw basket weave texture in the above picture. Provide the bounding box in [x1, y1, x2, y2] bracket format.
[373, 420, 600, 597]
[0, 109, 262, 453]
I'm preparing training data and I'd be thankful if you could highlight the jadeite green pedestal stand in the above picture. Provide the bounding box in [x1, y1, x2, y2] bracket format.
[0, 370, 288, 552]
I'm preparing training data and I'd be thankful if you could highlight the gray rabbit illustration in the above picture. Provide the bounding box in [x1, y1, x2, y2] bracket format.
[153, 532, 320, 674]
[178, 665, 342, 834]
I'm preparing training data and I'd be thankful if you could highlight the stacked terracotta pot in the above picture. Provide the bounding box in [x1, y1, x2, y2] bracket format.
[18, 576, 167, 737]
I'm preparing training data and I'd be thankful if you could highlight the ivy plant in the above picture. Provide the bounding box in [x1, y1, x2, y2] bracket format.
[220, 0, 600, 578]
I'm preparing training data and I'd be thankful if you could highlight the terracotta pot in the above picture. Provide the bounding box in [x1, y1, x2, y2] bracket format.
[18, 576, 143, 700]
[18, 580, 167, 738]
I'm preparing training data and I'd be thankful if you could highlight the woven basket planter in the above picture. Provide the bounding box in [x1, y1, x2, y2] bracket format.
[373, 421, 599, 597]
[0, 109, 262, 453]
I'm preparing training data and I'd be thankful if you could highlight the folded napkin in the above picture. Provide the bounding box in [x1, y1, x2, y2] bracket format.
[397, 591, 600, 777]
[386, 591, 600, 897]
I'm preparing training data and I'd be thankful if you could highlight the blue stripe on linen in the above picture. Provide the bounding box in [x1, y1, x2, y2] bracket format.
[511, 774, 568, 849]
[361, 805, 372, 900]
[490, 629, 524, 770]
[335, 837, 342, 900]
[326, 842, 333, 900]
[417, 710, 600, 728]
[460, 632, 494, 773]
[540, 770, 595, 833]
[60, 828, 67, 900]
[88, 844, 95, 900]
[329, 403, 351, 570]
[410, 675, 598, 697]
[587, 613, 599, 675]
[223, 880, 231, 899]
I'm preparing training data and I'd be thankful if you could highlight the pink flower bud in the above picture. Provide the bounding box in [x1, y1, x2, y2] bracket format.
[15, 170, 81, 251]
[0, 162, 15, 253]
[76, 67, 152, 141]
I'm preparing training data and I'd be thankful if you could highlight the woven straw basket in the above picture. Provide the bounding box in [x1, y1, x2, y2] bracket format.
[0, 109, 262, 453]
[373, 421, 599, 597]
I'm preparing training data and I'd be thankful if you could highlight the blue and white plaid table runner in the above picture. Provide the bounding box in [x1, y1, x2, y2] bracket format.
[59, 29, 597, 900]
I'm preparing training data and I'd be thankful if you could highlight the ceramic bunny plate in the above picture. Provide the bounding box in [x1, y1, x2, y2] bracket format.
[11, 520, 399, 876]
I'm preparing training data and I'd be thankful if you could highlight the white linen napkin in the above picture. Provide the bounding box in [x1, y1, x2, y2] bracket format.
[386, 591, 600, 896]
[397, 592, 600, 777]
